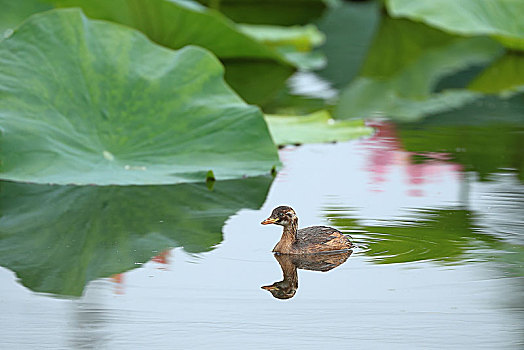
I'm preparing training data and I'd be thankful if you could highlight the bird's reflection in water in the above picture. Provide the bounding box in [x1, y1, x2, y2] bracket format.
[262, 250, 352, 299]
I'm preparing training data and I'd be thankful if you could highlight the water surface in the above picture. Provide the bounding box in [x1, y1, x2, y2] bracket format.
[1, 121, 523, 349]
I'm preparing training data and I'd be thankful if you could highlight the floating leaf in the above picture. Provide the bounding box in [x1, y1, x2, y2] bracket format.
[386, 0, 524, 51]
[334, 18, 502, 121]
[239, 23, 326, 70]
[265, 110, 373, 145]
[0, 176, 272, 296]
[238, 24, 325, 52]
[0, 9, 279, 185]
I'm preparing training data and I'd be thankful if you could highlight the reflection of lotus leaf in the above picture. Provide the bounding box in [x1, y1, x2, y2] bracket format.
[0, 176, 272, 296]
[0, 9, 279, 185]
[397, 99, 524, 183]
[327, 208, 500, 264]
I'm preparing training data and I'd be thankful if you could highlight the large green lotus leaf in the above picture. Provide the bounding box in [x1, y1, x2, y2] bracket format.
[326, 208, 501, 264]
[50, 0, 288, 62]
[0, 176, 272, 296]
[0, 0, 51, 36]
[386, 0, 524, 51]
[0, 9, 279, 185]
[315, 0, 381, 89]
[469, 53, 524, 95]
[265, 111, 373, 145]
[197, 0, 327, 26]
[48, 0, 300, 102]
[334, 18, 502, 121]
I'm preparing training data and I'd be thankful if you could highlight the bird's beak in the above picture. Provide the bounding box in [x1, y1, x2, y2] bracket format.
[261, 285, 278, 291]
[261, 217, 277, 225]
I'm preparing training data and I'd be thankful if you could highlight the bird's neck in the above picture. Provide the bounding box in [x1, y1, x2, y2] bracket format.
[273, 218, 298, 253]
[274, 254, 298, 291]
[276, 254, 298, 287]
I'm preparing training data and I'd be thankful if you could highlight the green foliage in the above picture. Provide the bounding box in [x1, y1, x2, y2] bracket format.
[224, 61, 294, 105]
[239, 23, 326, 70]
[50, 0, 286, 62]
[0, 0, 51, 36]
[469, 53, 524, 95]
[334, 17, 502, 120]
[197, 0, 327, 26]
[397, 95, 524, 182]
[386, 0, 524, 51]
[316, 0, 381, 89]
[48, 0, 327, 103]
[0, 176, 272, 296]
[0, 9, 279, 185]
[327, 208, 500, 264]
[265, 111, 373, 145]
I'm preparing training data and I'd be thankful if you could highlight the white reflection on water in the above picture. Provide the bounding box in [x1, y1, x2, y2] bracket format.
[0, 130, 522, 349]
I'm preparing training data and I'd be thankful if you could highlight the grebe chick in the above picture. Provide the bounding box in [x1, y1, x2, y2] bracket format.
[261, 206, 352, 254]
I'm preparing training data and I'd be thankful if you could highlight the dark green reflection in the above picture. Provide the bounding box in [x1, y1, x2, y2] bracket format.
[326, 208, 501, 264]
[397, 95, 524, 182]
[0, 176, 272, 296]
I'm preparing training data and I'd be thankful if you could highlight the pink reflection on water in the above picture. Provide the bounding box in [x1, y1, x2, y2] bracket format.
[110, 250, 171, 295]
[362, 121, 463, 197]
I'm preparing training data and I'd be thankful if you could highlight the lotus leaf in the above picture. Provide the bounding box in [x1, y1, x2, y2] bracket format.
[239, 23, 326, 70]
[197, 0, 327, 26]
[0, 0, 51, 36]
[48, 0, 301, 102]
[386, 0, 524, 50]
[0, 9, 279, 185]
[265, 111, 373, 145]
[469, 53, 524, 95]
[0, 176, 272, 296]
[316, 0, 381, 89]
[334, 18, 502, 121]
[50, 0, 289, 63]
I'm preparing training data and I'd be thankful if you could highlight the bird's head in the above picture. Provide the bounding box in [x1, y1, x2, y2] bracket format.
[261, 206, 297, 227]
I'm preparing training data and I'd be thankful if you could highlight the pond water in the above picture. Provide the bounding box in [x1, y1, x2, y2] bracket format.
[1, 120, 523, 349]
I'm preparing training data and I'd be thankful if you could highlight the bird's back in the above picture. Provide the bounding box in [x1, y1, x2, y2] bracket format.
[294, 226, 352, 254]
